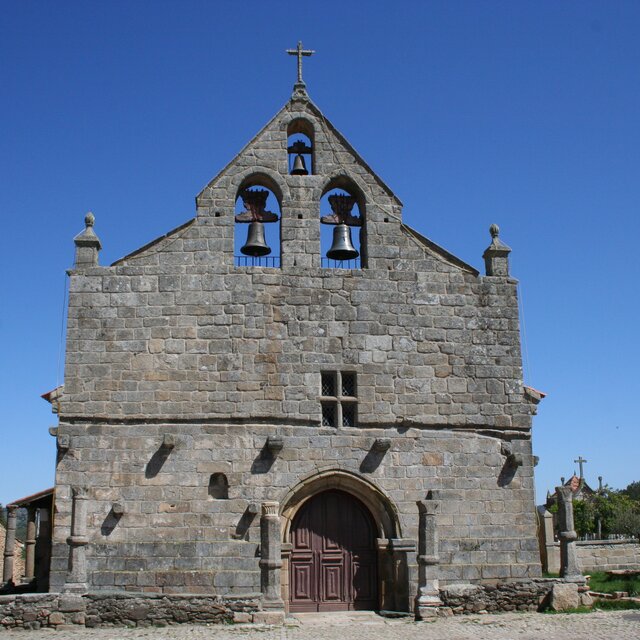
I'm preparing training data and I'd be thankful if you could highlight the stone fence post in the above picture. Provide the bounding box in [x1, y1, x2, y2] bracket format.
[63, 487, 89, 593]
[2, 505, 18, 586]
[415, 498, 442, 619]
[259, 501, 284, 609]
[556, 486, 583, 581]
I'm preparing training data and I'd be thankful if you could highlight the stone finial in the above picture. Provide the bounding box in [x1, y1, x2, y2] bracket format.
[73, 211, 102, 268]
[483, 223, 511, 277]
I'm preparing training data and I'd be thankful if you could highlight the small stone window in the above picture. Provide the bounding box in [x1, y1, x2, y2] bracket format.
[319, 371, 357, 427]
[287, 118, 314, 175]
[208, 473, 229, 500]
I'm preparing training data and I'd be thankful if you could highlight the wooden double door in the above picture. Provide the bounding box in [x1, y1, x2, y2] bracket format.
[289, 490, 378, 612]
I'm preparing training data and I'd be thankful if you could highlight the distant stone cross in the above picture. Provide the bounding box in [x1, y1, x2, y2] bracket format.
[574, 456, 588, 478]
[286, 41, 315, 85]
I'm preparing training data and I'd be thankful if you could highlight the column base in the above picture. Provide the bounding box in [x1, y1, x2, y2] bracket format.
[62, 582, 87, 593]
[262, 597, 285, 610]
[415, 594, 443, 620]
[252, 610, 285, 625]
[561, 574, 586, 584]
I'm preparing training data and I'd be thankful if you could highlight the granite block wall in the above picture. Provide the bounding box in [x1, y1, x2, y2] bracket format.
[50, 92, 542, 601]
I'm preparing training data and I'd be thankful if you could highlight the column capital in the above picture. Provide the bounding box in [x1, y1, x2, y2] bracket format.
[261, 501, 279, 517]
[71, 486, 88, 500]
[417, 499, 440, 515]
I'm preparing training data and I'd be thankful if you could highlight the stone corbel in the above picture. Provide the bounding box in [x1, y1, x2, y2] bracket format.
[266, 436, 284, 454]
[372, 438, 391, 453]
[500, 442, 523, 468]
[57, 434, 70, 451]
[162, 434, 176, 449]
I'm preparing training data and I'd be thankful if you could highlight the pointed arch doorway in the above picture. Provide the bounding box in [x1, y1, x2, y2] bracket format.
[289, 490, 378, 612]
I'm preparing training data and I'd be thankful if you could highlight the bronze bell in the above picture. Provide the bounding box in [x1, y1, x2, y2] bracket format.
[291, 154, 308, 175]
[241, 221, 271, 257]
[327, 224, 359, 261]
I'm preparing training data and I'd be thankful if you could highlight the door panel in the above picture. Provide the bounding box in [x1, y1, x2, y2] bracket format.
[292, 562, 313, 600]
[289, 490, 378, 612]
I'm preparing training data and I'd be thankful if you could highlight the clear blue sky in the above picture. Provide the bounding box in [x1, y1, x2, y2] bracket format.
[1, 1, 639, 506]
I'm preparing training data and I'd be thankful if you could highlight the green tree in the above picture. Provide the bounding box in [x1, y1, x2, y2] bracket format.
[593, 490, 640, 537]
[573, 499, 595, 537]
[621, 481, 640, 502]
[610, 508, 640, 539]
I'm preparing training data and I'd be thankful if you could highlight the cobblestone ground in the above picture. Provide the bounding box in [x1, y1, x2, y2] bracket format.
[2, 611, 640, 640]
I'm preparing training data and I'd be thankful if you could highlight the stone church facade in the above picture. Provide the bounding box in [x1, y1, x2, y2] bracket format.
[47, 76, 543, 615]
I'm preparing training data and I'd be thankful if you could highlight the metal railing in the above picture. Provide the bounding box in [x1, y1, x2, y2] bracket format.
[321, 257, 361, 270]
[234, 255, 281, 268]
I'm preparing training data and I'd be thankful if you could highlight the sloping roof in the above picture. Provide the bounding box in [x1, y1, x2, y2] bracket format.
[41, 386, 62, 404]
[8, 487, 54, 508]
[524, 386, 546, 404]
[111, 218, 196, 266]
[401, 224, 479, 275]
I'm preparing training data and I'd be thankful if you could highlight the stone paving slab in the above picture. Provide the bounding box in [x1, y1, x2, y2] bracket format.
[1, 611, 640, 639]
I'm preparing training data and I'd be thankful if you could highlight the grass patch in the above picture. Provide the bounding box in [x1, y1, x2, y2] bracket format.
[593, 599, 640, 611]
[543, 606, 593, 615]
[588, 571, 640, 597]
[542, 571, 559, 578]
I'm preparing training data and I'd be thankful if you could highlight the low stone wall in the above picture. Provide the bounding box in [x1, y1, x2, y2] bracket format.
[0, 592, 262, 630]
[577, 540, 640, 573]
[542, 539, 640, 574]
[439, 579, 559, 614]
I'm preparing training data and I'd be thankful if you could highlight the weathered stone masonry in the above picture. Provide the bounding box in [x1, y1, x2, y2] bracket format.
[49, 83, 543, 612]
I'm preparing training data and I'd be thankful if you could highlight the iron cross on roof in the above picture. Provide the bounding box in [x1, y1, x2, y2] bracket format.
[286, 41, 315, 85]
[574, 456, 588, 478]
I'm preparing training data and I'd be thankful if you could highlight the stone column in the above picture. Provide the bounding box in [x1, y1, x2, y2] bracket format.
[415, 499, 442, 619]
[389, 538, 415, 613]
[2, 505, 18, 585]
[36, 508, 52, 592]
[23, 507, 37, 583]
[63, 487, 89, 593]
[555, 486, 582, 581]
[259, 501, 284, 609]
